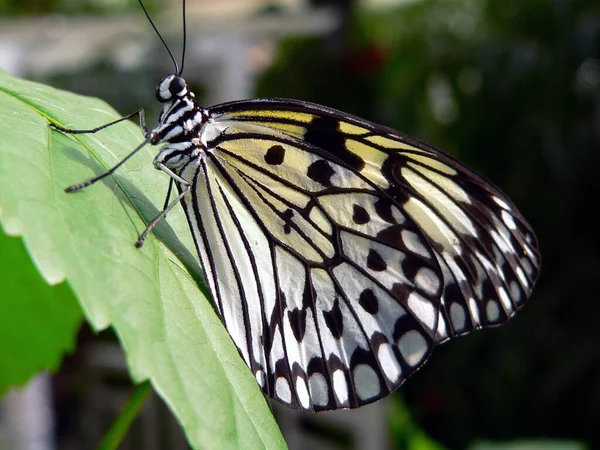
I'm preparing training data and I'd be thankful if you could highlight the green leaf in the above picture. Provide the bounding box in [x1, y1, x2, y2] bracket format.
[0, 228, 83, 396]
[0, 70, 286, 450]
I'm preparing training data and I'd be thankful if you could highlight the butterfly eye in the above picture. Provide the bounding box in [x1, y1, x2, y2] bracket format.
[156, 75, 187, 102]
[169, 76, 187, 97]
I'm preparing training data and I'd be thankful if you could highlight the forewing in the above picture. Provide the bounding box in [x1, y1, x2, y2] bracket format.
[209, 98, 541, 344]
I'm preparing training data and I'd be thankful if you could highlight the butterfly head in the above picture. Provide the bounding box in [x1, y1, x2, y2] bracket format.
[156, 74, 189, 102]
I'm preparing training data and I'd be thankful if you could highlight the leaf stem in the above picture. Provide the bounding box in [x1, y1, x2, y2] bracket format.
[97, 381, 153, 450]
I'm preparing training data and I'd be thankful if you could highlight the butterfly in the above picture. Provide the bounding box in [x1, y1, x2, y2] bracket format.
[52, 0, 540, 412]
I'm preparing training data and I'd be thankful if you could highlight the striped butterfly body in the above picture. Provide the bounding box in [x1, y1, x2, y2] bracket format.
[140, 74, 540, 411]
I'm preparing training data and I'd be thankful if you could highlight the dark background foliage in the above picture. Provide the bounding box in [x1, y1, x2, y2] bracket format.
[256, 0, 600, 448]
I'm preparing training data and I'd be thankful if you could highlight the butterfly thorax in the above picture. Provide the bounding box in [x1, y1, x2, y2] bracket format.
[151, 74, 209, 172]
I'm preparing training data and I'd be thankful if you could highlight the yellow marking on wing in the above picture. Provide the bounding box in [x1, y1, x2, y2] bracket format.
[218, 141, 313, 204]
[244, 121, 307, 139]
[221, 109, 314, 123]
[366, 135, 423, 151]
[345, 138, 389, 188]
[407, 162, 469, 203]
[345, 139, 387, 163]
[308, 206, 333, 235]
[339, 122, 369, 135]
[218, 139, 326, 193]
[404, 153, 457, 175]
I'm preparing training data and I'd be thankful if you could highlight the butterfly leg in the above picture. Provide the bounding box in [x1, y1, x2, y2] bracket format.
[50, 108, 150, 138]
[51, 108, 155, 192]
[135, 164, 191, 248]
[63, 135, 153, 193]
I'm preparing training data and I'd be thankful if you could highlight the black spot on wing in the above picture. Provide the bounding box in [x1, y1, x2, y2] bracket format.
[374, 198, 397, 224]
[352, 204, 370, 224]
[391, 283, 411, 304]
[367, 249, 387, 271]
[376, 225, 404, 249]
[322, 297, 343, 339]
[303, 275, 316, 309]
[265, 144, 285, 165]
[400, 255, 421, 280]
[287, 308, 307, 342]
[359, 289, 379, 314]
[264, 291, 283, 357]
[307, 159, 335, 186]
[282, 208, 294, 234]
[304, 116, 365, 171]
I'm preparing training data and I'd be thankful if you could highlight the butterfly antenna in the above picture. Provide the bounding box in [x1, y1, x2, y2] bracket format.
[137, 0, 180, 75]
[179, 0, 187, 75]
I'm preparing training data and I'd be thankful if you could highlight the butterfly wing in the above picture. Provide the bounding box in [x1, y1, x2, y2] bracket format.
[178, 98, 539, 411]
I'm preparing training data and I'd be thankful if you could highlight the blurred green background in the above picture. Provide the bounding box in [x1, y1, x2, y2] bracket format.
[0, 0, 598, 449]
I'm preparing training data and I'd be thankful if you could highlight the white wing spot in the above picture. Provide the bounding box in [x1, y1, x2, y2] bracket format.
[498, 287, 511, 310]
[296, 376, 311, 409]
[486, 300, 500, 322]
[353, 364, 381, 401]
[270, 328, 285, 376]
[450, 302, 466, 332]
[378, 343, 401, 383]
[516, 266, 529, 289]
[436, 310, 448, 341]
[510, 281, 521, 303]
[524, 244, 537, 264]
[468, 297, 481, 325]
[523, 259, 534, 277]
[255, 370, 265, 388]
[490, 229, 513, 254]
[276, 377, 291, 403]
[414, 267, 440, 295]
[308, 373, 329, 407]
[471, 254, 487, 299]
[398, 330, 428, 367]
[493, 246, 505, 267]
[446, 255, 468, 282]
[402, 230, 430, 258]
[493, 196, 511, 211]
[332, 369, 349, 405]
[407, 292, 436, 331]
[501, 210, 517, 230]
